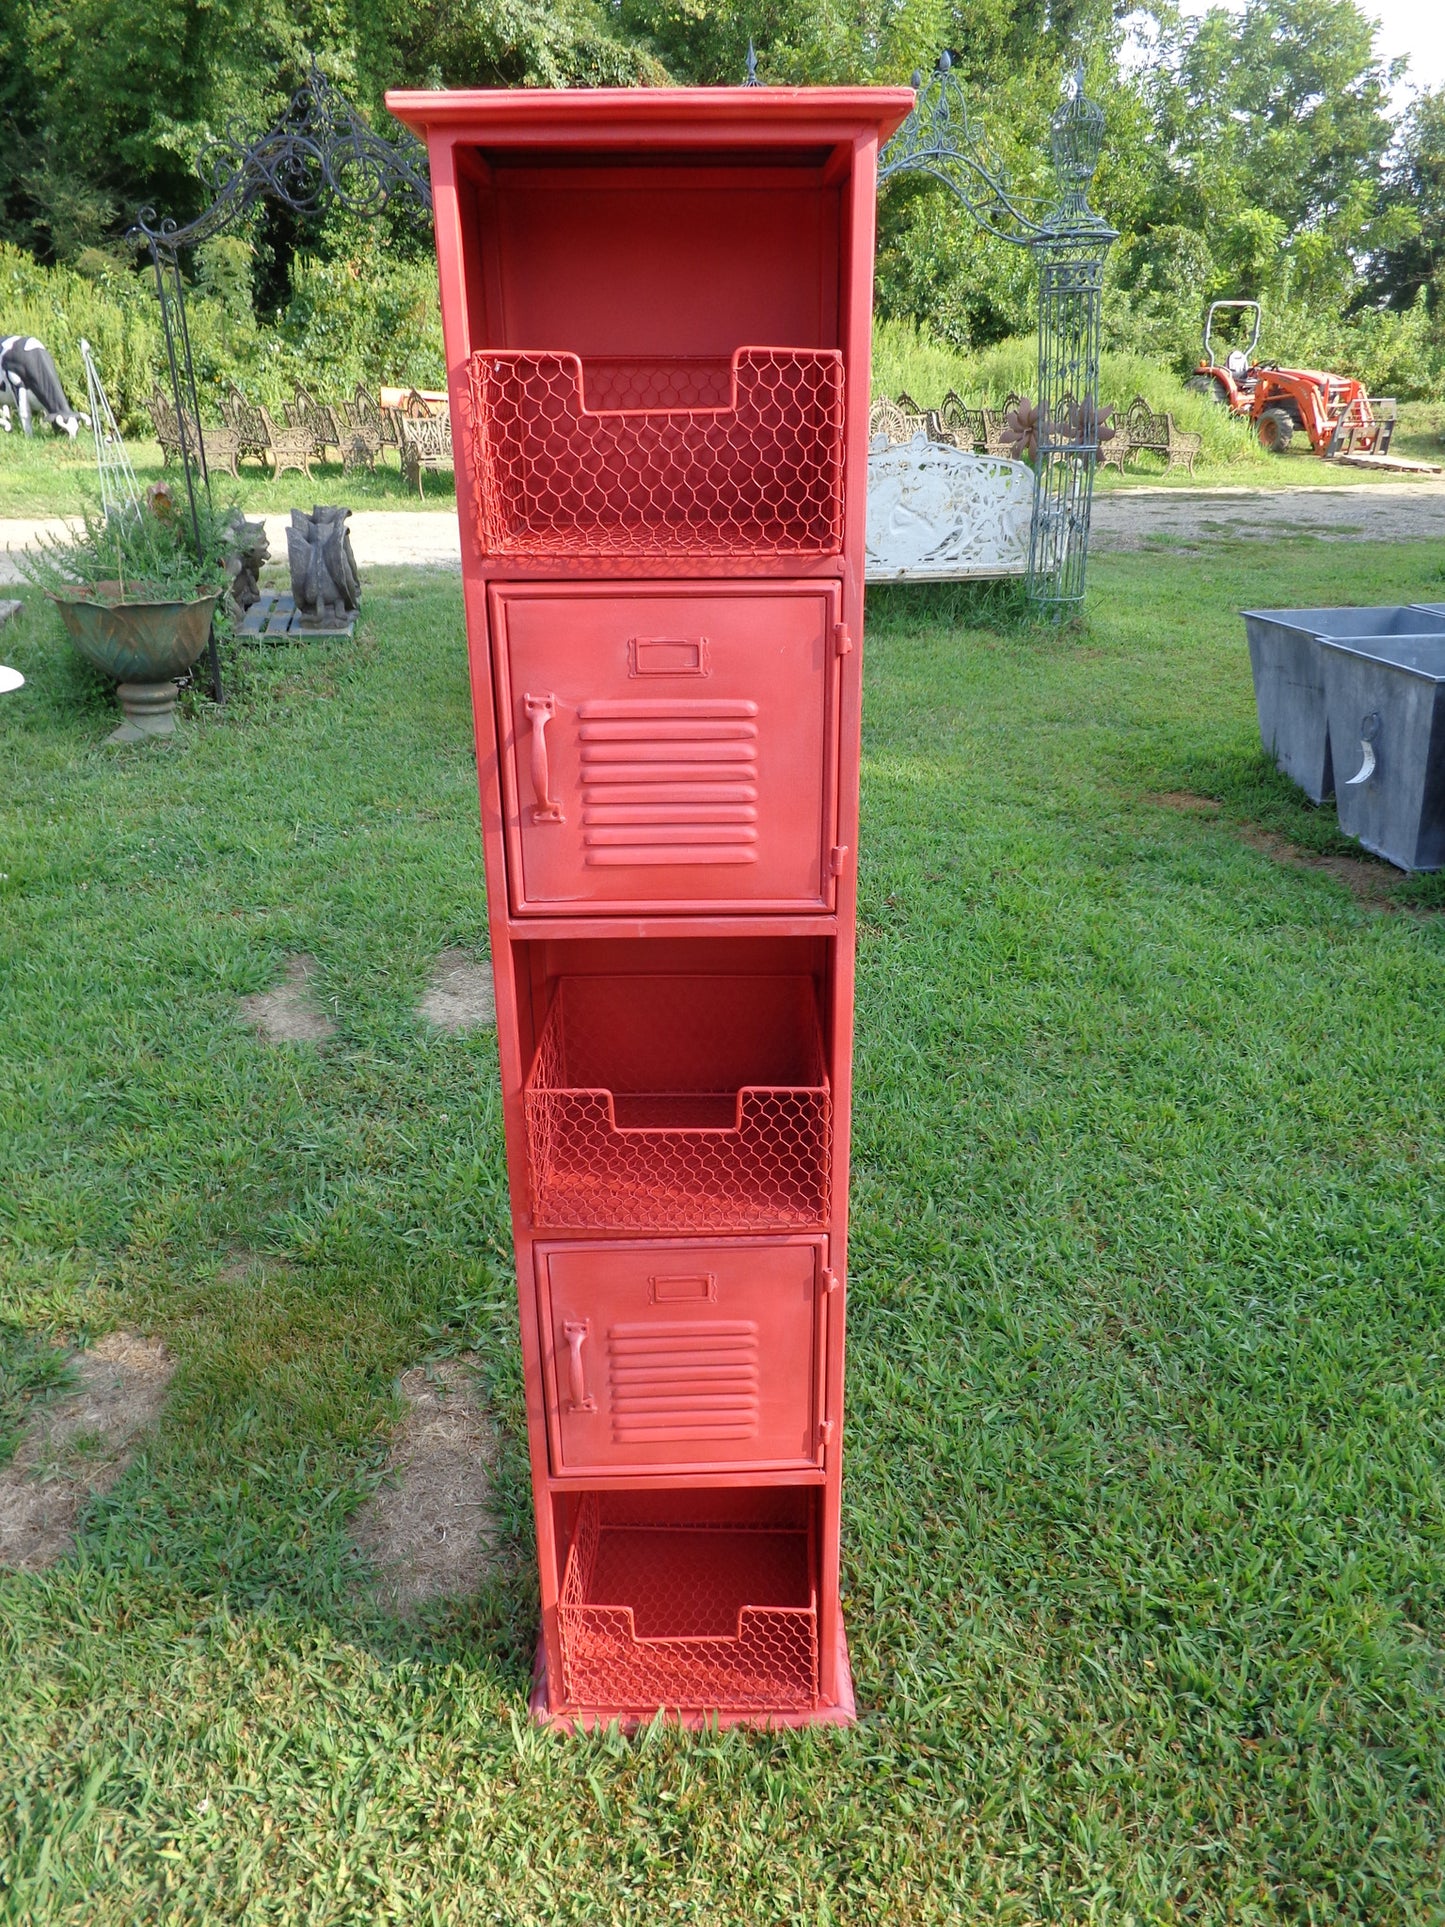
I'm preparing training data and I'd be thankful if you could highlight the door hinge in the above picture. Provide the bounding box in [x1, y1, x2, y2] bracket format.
[834, 621, 853, 657]
[818, 1418, 836, 1450]
[828, 844, 848, 877]
[821, 1267, 840, 1296]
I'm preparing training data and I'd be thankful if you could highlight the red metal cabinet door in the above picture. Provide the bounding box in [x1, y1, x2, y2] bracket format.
[537, 1239, 824, 1475]
[491, 584, 840, 914]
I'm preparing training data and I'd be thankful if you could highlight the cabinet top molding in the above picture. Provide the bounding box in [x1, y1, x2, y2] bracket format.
[386, 86, 915, 147]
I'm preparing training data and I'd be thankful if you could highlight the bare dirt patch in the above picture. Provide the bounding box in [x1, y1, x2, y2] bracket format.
[1148, 791, 1222, 816]
[352, 1357, 501, 1611]
[0, 1330, 175, 1570]
[1146, 794, 1419, 910]
[215, 1249, 288, 1287]
[1238, 827, 1404, 909]
[418, 948, 495, 1034]
[238, 953, 335, 1043]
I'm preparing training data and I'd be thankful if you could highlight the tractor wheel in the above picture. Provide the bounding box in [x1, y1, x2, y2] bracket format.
[1187, 374, 1230, 407]
[1256, 406, 1295, 453]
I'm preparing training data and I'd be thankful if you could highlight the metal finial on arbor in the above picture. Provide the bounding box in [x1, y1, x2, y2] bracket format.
[879, 58, 1117, 611]
[1050, 64, 1107, 217]
[745, 42, 761, 86]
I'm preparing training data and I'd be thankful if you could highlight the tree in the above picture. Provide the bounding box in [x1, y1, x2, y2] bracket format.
[1124, 0, 1399, 308]
[0, 0, 658, 263]
[1367, 88, 1445, 313]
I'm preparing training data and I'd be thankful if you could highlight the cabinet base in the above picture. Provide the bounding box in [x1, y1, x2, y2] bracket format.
[528, 1616, 857, 1733]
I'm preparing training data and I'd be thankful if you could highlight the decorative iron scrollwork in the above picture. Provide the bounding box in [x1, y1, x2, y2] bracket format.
[132, 64, 430, 256]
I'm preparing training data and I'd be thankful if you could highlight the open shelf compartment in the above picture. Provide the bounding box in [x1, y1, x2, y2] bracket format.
[557, 1489, 819, 1715]
[525, 972, 830, 1232]
[468, 347, 845, 559]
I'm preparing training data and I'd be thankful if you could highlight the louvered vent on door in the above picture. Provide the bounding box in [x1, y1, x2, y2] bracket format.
[607, 1320, 760, 1442]
[578, 699, 759, 868]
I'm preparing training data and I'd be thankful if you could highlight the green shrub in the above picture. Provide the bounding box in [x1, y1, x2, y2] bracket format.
[0, 242, 161, 430]
[19, 489, 237, 603]
[283, 251, 445, 396]
[0, 235, 447, 437]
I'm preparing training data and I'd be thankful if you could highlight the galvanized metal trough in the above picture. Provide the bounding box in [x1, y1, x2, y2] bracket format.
[1243, 604, 1445, 869]
[1242, 605, 1445, 805]
[1321, 632, 1445, 871]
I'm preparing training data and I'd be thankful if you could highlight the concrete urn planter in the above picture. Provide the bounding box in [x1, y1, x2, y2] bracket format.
[51, 584, 221, 743]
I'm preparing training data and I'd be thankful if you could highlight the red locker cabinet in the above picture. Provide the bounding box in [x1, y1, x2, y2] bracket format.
[388, 82, 914, 1729]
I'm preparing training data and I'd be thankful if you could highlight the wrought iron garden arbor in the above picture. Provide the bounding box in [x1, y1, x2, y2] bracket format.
[127, 55, 1111, 696]
[879, 57, 1117, 609]
[127, 65, 432, 697]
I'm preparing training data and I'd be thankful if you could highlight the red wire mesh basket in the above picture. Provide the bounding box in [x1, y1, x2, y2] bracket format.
[558, 1492, 819, 1714]
[525, 974, 830, 1232]
[467, 347, 845, 558]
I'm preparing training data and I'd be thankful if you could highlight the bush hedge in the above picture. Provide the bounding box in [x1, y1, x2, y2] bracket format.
[7, 234, 1426, 476]
[2, 235, 444, 436]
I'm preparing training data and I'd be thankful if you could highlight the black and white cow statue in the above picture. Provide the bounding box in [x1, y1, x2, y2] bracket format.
[0, 336, 86, 437]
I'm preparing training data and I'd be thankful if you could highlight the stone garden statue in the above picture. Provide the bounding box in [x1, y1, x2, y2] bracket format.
[286, 505, 360, 628]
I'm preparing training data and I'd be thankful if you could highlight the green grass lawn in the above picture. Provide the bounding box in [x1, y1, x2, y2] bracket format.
[0, 436, 457, 519]
[2, 540, 1443, 1922]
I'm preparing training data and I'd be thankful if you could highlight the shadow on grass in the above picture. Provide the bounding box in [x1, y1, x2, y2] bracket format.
[867, 576, 1073, 637]
[1138, 739, 1445, 910]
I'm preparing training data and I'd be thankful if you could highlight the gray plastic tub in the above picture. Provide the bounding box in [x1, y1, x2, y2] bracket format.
[1319, 633, 1445, 870]
[1243, 606, 1445, 803]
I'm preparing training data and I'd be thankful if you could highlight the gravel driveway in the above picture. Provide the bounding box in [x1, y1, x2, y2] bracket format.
[1089, 479, 1445, 551]
[0, 510, 463, 583]
[3, 481, 1443, 583]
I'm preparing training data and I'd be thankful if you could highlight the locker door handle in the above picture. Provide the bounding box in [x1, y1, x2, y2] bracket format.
[524, 692, 564, 824]
[563, 1319, 596, 1412]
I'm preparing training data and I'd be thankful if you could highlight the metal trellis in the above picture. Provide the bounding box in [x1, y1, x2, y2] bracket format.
[127, 63, 434, 698]
[879, 58, 1117, 610]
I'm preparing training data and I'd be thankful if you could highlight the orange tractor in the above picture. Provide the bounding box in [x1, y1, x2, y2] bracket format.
[1188, 300, 1396, 458]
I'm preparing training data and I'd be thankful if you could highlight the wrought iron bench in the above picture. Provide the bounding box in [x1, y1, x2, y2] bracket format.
[871, 390, 1027, 463]
[866, 388, 1033, 583]
[934, 390, 980, 451]
[286, 382, 344, 462]
[222, 383, 314, 480]
[398, 401, 453, 496]
[1112, 395, 1202, 477]
[932, 390, 1022, 457]
[148, 388, 185, 466]
[868, 395, 926, 445]
[147, 387, 245, 480]
[334, 386, 386, 470]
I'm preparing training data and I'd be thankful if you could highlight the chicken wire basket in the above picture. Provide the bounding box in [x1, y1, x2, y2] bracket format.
[468, 347, 845, 559]
[525, 973, 831, 1233]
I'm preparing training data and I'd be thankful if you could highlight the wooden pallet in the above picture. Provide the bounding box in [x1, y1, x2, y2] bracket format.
[238, 592, 358, 639]
[1326, 452, 1443, 475]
